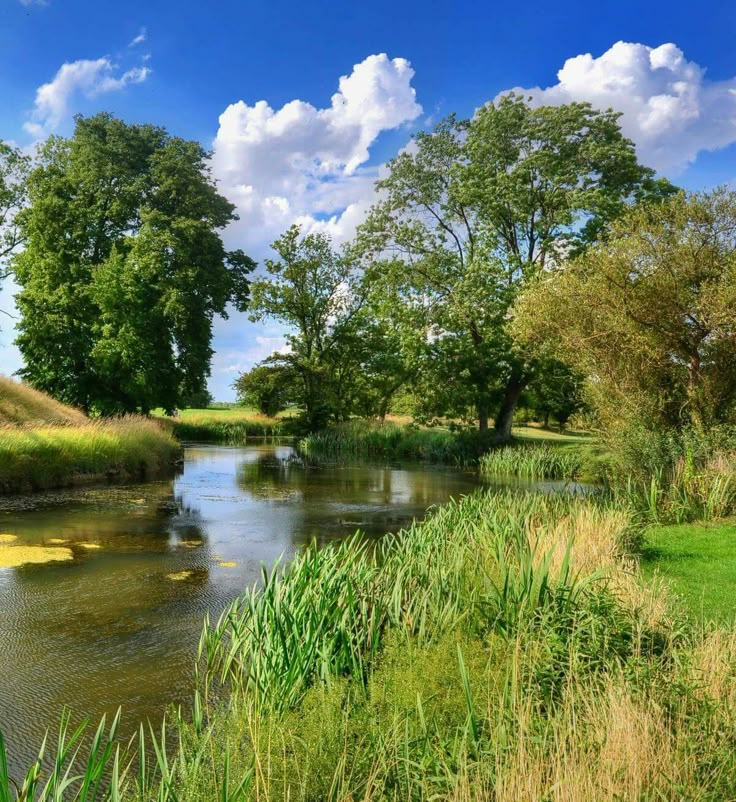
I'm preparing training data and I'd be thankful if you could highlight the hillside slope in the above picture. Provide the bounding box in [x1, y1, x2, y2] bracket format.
[0, 375, 86, 427]
[0, 375, 180, 494]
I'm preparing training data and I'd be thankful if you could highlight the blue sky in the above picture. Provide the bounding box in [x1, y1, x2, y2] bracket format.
[1, 0, 735, 399]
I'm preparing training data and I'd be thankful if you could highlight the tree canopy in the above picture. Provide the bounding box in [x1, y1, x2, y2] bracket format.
[354, 95, 675, 439]
[512, 189, 736, 434]
[12, 113, 254, 413]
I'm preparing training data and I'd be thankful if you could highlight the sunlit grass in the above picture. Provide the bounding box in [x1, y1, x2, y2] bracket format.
[642, 518, 736, 622]
[155, 408, 285, 441]
[0, 416, 181, 494]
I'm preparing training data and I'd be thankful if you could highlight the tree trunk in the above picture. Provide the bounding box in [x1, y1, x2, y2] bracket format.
[543, 411, 550, 429]
[493, 373, 526, 443]
[477, 398, 489, 433]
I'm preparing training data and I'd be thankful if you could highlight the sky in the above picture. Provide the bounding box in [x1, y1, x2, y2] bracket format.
[1, 0, 735, 399]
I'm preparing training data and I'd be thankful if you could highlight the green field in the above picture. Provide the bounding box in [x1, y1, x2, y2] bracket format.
[642, 518, 736, 623]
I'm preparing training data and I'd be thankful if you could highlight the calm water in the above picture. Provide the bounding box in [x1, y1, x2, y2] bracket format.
[0, 443, 486, 772]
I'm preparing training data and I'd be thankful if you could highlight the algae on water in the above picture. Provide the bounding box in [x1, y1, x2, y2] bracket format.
[0, 544, 74, 569]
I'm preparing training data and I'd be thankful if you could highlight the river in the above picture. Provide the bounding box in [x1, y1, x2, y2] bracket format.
[0, 442, 488, 774]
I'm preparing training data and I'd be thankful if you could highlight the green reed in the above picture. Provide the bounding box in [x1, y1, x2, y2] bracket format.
[479, 443, 584, 480]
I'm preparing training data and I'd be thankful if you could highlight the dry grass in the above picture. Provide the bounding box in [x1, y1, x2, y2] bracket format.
[0, 375, 86, 426]
[0, 381, 181, 494]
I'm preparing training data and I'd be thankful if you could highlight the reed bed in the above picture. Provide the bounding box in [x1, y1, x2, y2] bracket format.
[479, 442, 585, 480]
[616, 452, 736, 524]
[160, 412, 284, 442]
[6, 487, 736, 800]
[300, 420, 489, 465]
[0, 417, 181, 494]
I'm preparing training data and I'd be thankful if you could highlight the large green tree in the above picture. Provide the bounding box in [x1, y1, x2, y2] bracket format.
[12, 114, 253, 413]
[513, 189, 736, 435]
[356, 95, 674, 440]
[0, 141, 30, 291]
[247, 225, 360, 429]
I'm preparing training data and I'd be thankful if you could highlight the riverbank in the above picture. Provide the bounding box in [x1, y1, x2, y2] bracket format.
[0, 417, 181, 494]
[155, 407, 286, 441]
[0, 377, 181, 494]
[4, 485, 736, 799]
[299, 419, 594, 466]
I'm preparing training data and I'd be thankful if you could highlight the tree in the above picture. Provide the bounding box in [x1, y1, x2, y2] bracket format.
[356, 96, 674, 440]
[524, 360, 585, 430]
[512, 189, 736, 435]
[247, 225, 358, 429]
[12, 114, 253, 413]
[0, 142, 30, 308]
[234, 363, 294, 417]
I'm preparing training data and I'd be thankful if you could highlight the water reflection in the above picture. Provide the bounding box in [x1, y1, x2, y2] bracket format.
[0, 443, 484, 774]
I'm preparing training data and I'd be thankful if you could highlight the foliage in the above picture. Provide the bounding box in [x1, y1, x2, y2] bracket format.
[12, 113, 254, 415]
[0, 141, 29, 282]
[233, 363, 294, 417]
[523, 358, 586, 429]
[355, 95, 673, 438]
[246, 225, 359, 429]
[513, 189, 736, 435]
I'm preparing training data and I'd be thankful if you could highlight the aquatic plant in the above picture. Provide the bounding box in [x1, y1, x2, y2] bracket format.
[3, 488, 736, 800]
[299, 420, 490, 465]
[479, 442, 585, 480]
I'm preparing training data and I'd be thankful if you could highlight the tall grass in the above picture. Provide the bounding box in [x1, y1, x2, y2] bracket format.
[0, 417, 181, 494]
[160, 412, 284, 442]
[479, 442, 585, 480]
[4, 488, 736, 799]
[605, 424, 736, 523]
[300, 420, 490, 465]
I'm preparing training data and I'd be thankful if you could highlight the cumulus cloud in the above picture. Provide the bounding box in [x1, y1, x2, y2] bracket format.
[504, 41, 736, 174]
[212, 53, 421, 252]
[24, 58, 150, 137]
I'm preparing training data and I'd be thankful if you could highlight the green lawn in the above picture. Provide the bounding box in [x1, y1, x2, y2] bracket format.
[642, 518, 736, 623]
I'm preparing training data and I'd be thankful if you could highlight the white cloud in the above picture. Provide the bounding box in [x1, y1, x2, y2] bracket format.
[215, 336, 292, 376]
[129, 28, 147, 47]
[504, 41, 736, 174]
[212, 53, 421, 252]
[19, 0, 48, 6]
[24, 58, 150, 137]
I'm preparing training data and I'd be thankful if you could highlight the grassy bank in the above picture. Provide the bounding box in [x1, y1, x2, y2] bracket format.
[156, 407, 285, 441]
[300, 420, 595, 470]
[5, 488, 736, 799]
[0, 377, 181, 494]
[0, 417, 181, 494]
